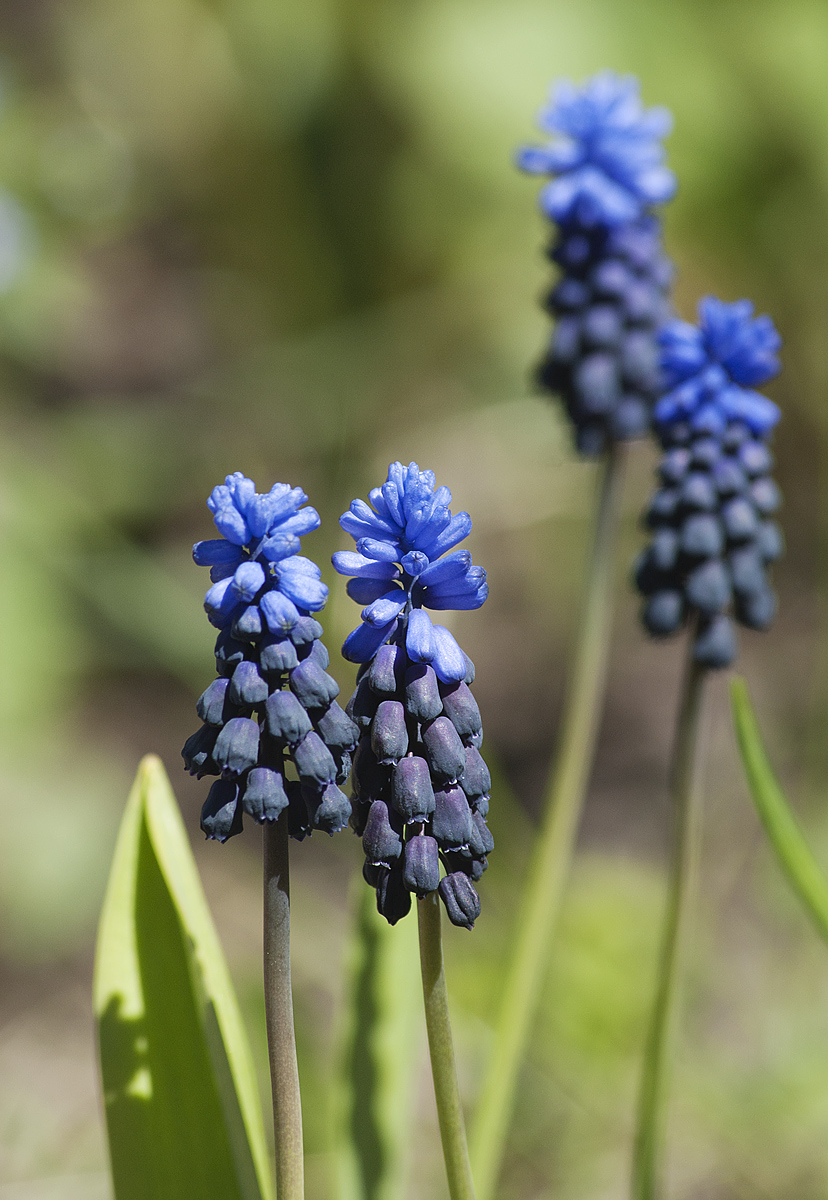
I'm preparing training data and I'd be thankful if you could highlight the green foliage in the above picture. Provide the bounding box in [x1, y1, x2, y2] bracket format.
[94, 755, 273, 1200]
[731, 676, 828, 942]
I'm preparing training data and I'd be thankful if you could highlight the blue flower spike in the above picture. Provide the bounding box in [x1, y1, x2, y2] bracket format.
[183, 472, 359, 842]
[518, 71, 675, 455]
[334, 462, 492, 929]
[635, 298, 783, 668]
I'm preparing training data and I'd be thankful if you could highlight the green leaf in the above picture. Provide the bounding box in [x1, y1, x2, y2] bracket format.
[731, 677, 828, 942]
[333, 882, 422, 1200]
[94, 755, 274, 1200]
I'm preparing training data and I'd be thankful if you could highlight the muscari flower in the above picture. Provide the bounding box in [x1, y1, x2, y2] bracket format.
[517, 71, 675, 456]
[333, 462, 492, 929]
[635, 298, 783, 668]
[182, 473, 359, 842]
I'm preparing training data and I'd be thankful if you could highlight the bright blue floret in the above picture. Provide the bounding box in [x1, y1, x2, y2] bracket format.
[334, 463, 492, 929]
[517, 71, 676, 228]
[333, 462, 488, 682]
[183, 473, 358, 843]
[656, 297, 781, 436]
[635, 299, 783, 668]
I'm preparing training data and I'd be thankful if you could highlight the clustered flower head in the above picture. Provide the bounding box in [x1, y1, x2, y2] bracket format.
[333, 462, 492, 929]
[635, 298, 783, 668]
[517, 71, 675, 456]
[182, 473, 359, 842]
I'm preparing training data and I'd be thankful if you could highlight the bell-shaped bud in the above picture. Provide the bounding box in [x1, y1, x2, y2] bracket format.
[439, 872, 481, 929]
[266, 690, 313, 745]
[431, 785, 473, 850]
[391, 756, 435, 823]
[243, 768, 289, 823]
[362, 800, 403, 864]
[289, 659, 340, 710]
[371, 700, 409, 765]
[213, 717, 260, 775]
[228, 660, 269, 707]
[402, 834, 440, 897]
[404, 663, 443, 722]
[293, 731, 336, 786]
[201, 778, 243, 842]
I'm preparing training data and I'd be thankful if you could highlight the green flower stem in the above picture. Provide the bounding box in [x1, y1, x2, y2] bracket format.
[264, 815, 304, 1200]
[470, 443, 627, 1200]
[418, 891, 477, 1200]
[631, 648, 707, 1200]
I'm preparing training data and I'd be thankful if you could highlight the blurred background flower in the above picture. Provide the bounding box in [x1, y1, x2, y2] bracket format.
[1, 1, 828, 1198]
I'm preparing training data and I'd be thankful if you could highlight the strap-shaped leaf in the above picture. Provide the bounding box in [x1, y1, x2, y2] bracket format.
[94, 754, 274, 1200]
[731, 677, 828, 941]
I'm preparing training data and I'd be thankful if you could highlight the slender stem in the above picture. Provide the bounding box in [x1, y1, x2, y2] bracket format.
[263, 815, 304, 1200]
[470, 444, 627, 1200]
[631, 646, 707, 1200]
[418, 892, 477, 1200]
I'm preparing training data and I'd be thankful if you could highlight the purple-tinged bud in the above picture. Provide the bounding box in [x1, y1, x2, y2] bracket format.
[371, 700, 409, 764]
[266, 690, 313, 745]
[352, 738, 390, 800]
[432, 785, 473, 850]
[182, 724, 218, 776]
[363, 860, 385, 887]
[439, 681, 482, 744]
[376, 865, 412, 925]
[243, 768, 289, 822]
[214, 717, 260, 775]
[346, 677, 379, 729]
[289, 659, 340, 709]
[260, 635, 299, 674]
[214, 631, 246, 677]
[301, 638, 329, 669]
[403, 835, 440, 896]
[439, 873, 481, 929]
[368, 643, 406, 697]
[303, 782, 351, 835]
[363, 800, 403, 864]
[197, 677, 231, 726]
[290, 616, 325, 646]
[228, 660, 269, 707]
[468, 809, 495, 857]
[391, 756, 435, 823]
[201, 778, 243, 842]
[458, 745, 491, 801]
[314, 701, 359, 751]
[404, 663, 442, 722]
[422, 716, 466, 784]
[293, 731, 336, 786]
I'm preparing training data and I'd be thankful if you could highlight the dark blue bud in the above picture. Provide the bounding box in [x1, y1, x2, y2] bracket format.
[722, 423, 750, 451]
[232, 604, 264, 639]
[468, 809, 494, 857]
[680, 514, 723, 559]
[201, 778, 243, 842]
[182, 724, 218, 776]
[692, 615, 737, 669]
[391, 756, 435, 823]
[368, 642, 406, 697]
[363, 800, 403, 864]
[721, 497, 759, 542]
[439, 681, 482, 745]
[301, 638, 330, 669]
[266, 690, 313, 745]
[758, 521, 784, 562]
[685, 560, 732, 614]
[346, 677, 379, 729]
[736, 587, 777, 631]
[376, 865, 412, 925]
[289, 616, 324, 646]
[371, 700, 409, 765]
[620, 330, 659, 389]
[575, 353, 619, 415]
[260, 635, 299, 674]
[551, 316, 580, 363]
[214, 630, 246, 677]
[729, 547, 766, 596]
[646, 489, 680, 527]
[471, 793, 489, 818]
[749, 478, 782, 515]
[681, 472, 717, 511]
[738, 441, 773, 476]
[197, 677, 232, 726]
[432, 785, 473, 850]
[404, 663, 443, 722]
[712, 458, 747, 496]
[315, 701, 359, 751]
[439, 873, 480, 929]
[228, 660, 269, 707]
[651, 528, 680, 572]
[583, 304, 623, 349]
[642, 590, 685, 636]
[590, 259, 628, 297]
[422, 716, 466, 784]
[443, 851, 487, 882]
[550, 277, 590, 308]
[690, 438, 720, 468]
[242, 768, 289, 822]
[303, 782, 351, 835]
[402, 835, 440, 896]
[289, 659, 340, 709]
[293, 731, 336, 786]
[459, 746, 491, 801]
[353, 738, 390, 800]
[214, 717, 260, 775]
[610, 397, 648, 440]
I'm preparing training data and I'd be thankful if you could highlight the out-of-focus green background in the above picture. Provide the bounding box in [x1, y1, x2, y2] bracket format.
[2, 1, 828, 1197]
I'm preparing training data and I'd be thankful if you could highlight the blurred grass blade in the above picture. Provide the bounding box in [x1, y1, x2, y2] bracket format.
[94, 755, 274, 1200]
[334, 882, 421, 1200]
[731, 677, 828, 941]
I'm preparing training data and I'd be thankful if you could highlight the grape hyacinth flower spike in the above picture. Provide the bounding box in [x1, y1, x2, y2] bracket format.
[183, 472, 357, 842]
[517, 70, 675, 455]
[635, 296, 783, 668]
[183, 472, 358, 1200]
[631, 298, 783, 1200]
[333, 461, 491, 932]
